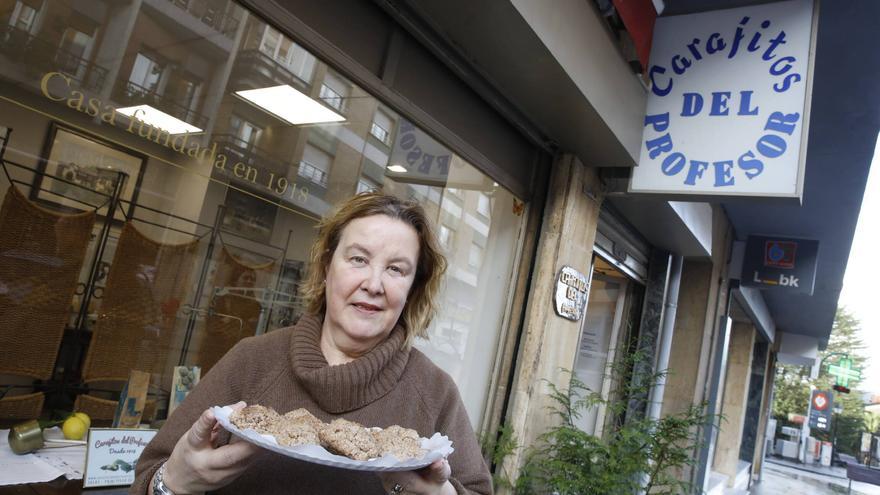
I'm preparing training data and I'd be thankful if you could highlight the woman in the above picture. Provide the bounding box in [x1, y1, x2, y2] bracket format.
[132, 192, 493, 495]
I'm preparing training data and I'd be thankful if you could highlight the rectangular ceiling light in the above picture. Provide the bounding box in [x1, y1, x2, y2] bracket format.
[235, 85, 345, 125]
[117, 105, 203, 135]
[387, 164, 407, 173]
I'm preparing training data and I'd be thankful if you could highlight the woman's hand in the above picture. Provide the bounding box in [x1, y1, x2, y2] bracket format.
[160, 402, 261, 494]
[377, 459, 456, 495]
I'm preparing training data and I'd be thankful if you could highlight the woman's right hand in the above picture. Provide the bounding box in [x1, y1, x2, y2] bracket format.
[159, 402, 261, 494]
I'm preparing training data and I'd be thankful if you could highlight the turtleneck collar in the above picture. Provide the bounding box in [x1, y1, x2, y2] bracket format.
[289, 313, 411, 413]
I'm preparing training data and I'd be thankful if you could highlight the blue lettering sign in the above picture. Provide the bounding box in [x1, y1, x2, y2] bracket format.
[681, 93, 703, 117]
[709, 92, 731, 116]
[737, 91, 759, 115]
[650, 66, 672, 97]
[756, 135, 787, 158]
[644, 112, 670, 131]
[737, 151, 764, 179]
[638, 5, 808, 191]
[685, 160, 709, 185]
[713, 161, 735, 186]
[662, 153, 687, 176]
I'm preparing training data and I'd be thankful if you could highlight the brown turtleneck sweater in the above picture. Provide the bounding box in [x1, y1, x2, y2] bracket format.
[130, 314, 493, 494]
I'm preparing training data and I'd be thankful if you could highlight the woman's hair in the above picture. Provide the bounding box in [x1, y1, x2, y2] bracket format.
[301, 192, 447, 347]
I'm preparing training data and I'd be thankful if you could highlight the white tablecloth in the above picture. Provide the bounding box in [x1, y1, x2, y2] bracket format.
[0, 427, 85, 486]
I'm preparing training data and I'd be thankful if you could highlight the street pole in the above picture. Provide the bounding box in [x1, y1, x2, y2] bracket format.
[800, 386, 813, 464]
[831, 409, 837, 466]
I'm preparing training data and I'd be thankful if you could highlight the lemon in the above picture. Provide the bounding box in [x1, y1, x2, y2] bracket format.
[73, 412, 91, 430]
[62, 416, 87, 440]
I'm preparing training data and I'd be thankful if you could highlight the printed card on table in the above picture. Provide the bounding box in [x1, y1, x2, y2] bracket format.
[83, 428, 157, 488]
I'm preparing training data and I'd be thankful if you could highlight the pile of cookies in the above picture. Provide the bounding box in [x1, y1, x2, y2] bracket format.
[229, 405, 426, 461]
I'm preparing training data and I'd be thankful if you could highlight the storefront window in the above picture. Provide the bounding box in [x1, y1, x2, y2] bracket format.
[573, 256, 643, 435]
[0, 0, 525, 427]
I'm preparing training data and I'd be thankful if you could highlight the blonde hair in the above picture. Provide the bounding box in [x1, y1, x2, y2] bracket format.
[301, 192, 447, 347]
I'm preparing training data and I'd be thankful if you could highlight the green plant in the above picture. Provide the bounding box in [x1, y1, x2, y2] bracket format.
[516, 352, 715, 495]
[480, 422, 519, 490]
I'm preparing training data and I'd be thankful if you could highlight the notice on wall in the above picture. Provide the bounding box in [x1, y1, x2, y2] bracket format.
[630, 0, 816, 199]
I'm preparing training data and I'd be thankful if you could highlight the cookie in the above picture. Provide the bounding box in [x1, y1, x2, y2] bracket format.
[271, 408, 322, 446]
[273, 421, 321, 446]
[374, 425, 426, 460]
[282, 408, 324, 429]
[230, 405, 280, 435]
[319, 418, 380, 461]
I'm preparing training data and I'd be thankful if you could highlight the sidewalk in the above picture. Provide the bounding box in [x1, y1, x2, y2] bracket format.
[765, 456, 849, 479]
[748, 457, 880, 495]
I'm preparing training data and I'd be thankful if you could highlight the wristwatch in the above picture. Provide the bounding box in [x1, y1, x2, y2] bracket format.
[152, 462, 176, 495]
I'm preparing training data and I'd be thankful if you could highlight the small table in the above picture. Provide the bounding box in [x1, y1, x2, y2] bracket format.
[0, 479, 128, 494]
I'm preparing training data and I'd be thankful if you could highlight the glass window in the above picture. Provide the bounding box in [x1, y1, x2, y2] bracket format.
[259, 26, 281, 56]
[129, 52, 165, 92]
[258, 25, 315, 83]
[59, 28, 93, 60]
[468, 242, 482, 268]
[0, 0, 525, 428]
[319, 72, 349, 111]
[477, 192, 491, 217]
[230, 115, 262, 147]
[356, 177, 379, 194]
[370, 109, 393, 145]
[299, 143, 331, 187]
[56, 26, 96, 79]
[181, 77, 201, 111]
[8, 1, 39, 32]
[281, 39, 316, 83]
[438, 224, 452, 250]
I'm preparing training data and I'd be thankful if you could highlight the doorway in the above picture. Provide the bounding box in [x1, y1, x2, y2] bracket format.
[572, 255, 645, 436]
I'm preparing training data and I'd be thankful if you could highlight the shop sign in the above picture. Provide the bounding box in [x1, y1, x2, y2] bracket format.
[741, 235, 818, 295]
[808, 390, 832, 431]
[83, 428, 157, 487]
[630, 0, 815, 198]
[554, 266, 590, 321]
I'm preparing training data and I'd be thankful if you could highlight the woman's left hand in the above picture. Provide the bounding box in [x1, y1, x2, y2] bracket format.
[377, 458, 456, 495]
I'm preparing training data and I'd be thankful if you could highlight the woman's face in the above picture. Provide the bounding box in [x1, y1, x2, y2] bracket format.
[322, 215, 420, 354]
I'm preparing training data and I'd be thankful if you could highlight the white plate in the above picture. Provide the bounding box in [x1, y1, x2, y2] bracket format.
[212, 406, 454, 472]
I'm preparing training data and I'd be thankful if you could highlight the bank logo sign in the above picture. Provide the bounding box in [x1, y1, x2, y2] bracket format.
[741, 235, 819, 295]
[630, 0, 815, 198]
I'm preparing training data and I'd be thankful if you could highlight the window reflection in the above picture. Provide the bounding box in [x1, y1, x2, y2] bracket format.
[8, 1, 39, 32]
[0, 0, 525, 427]
[130, 53, 165, 93]
[319, 72, 349, 112]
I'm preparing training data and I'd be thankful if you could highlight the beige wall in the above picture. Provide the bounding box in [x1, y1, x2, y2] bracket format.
[656, 205, 733, 486]
[713, 322, 757, 486]
[662, 259, 713, 417]
[751, 351, 775, 480]
[498, 154, 604, 487]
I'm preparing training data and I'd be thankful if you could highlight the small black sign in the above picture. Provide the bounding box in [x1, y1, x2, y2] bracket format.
[808, 390, 833, 431]
[741, 235, 819, 295]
